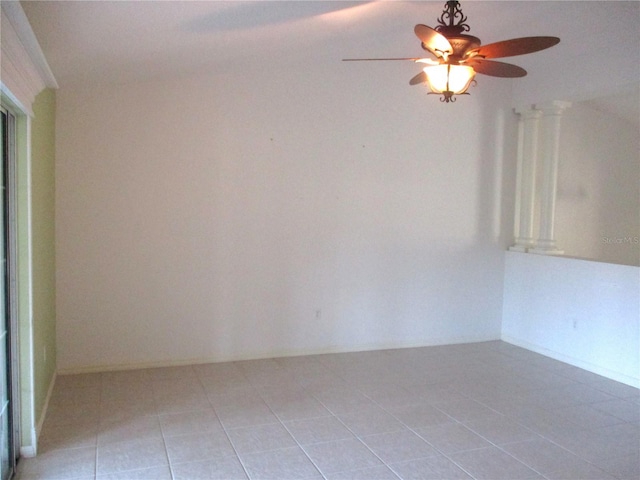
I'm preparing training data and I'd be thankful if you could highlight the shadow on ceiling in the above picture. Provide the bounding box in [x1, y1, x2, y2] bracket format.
[182, 1, 372, 33]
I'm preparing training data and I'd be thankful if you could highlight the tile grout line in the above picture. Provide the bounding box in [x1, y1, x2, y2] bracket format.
[28, 344, 639, 480]
[250, 372, 328, 480]
[196, 365, 259, 480]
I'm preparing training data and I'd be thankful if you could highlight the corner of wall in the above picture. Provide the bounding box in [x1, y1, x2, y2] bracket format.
[30, 87, 57, 436]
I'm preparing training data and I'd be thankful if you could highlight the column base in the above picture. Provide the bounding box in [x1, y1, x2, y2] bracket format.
[528, 246, 564, 256]
[509, 237, 536, 253]
[530, 238, 563, 255]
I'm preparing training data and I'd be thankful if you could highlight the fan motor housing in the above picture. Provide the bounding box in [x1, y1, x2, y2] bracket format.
[421, 33, 481, 59]
[448, 35, 481, 55]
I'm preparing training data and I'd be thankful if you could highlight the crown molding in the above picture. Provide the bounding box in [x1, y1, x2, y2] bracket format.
[1, 0, 57, 115]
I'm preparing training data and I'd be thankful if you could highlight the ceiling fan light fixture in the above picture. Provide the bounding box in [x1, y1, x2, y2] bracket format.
[343, 1, 560, 104]
[422, 64, 475, 102]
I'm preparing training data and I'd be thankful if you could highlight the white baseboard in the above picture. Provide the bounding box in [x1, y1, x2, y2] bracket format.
[20, 372, 56, 458]
[57, 335, 502, 375]
[36, 371, 57, 436]
[20, 430, 37, 458]
[502, 335, 640, 388]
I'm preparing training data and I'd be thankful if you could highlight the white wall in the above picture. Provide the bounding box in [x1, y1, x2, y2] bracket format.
[555, 97, 639, 266]
[502, 251, 640, 387]
[55, 65, 515, 372]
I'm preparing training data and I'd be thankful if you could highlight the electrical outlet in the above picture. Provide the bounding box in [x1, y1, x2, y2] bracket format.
[572, 320, 578, 330]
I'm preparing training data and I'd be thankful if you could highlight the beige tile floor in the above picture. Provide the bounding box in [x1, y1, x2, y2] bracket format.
[15, 341, 640, 479]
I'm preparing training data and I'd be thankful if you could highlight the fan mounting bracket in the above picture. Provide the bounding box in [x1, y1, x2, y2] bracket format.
[436, 0, 470, 36]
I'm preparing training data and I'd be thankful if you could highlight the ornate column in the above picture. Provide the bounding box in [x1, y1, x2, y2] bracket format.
[510, 107, 542, 252]
[530, 101, 571, 255]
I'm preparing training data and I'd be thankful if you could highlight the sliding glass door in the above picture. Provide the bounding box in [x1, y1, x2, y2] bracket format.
[0, 107, 18, 480]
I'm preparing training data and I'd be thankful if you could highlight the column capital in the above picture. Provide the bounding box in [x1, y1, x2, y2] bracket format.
[514, 106, 543, 118]
[535, 100, 572, 115]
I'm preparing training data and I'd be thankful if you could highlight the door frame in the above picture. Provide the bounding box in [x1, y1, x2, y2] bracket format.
[1, 105, 21, 476]
[0, 89, 37, 459]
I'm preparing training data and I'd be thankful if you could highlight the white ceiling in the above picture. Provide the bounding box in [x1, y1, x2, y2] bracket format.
[20, 0, 640, 118]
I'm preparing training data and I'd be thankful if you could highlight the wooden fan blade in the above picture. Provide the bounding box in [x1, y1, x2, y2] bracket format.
[414, 24, 453, 57]
[409, 71, 427, 86]
[342, 57, 421, 62]
[467, 36, 560, 59]
[466, 58, 527, 77]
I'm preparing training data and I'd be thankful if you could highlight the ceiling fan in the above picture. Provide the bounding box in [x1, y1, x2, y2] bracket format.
[343, 1, 560, 102]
